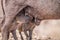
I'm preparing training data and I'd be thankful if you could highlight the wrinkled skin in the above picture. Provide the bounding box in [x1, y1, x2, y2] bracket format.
[1, 0, 60, 40]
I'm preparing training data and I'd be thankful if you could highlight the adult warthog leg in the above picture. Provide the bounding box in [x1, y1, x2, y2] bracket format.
[1, 1, 27, 40]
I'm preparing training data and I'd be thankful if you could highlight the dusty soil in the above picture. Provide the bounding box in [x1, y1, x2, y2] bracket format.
[0, 30, 41, 40]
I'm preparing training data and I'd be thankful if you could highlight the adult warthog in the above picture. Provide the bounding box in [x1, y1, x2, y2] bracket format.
[1, 0, 60, 40]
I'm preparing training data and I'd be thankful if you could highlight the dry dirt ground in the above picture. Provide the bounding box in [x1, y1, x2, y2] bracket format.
[0, 20, 60, 40]
[0, 0, 60, 40]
